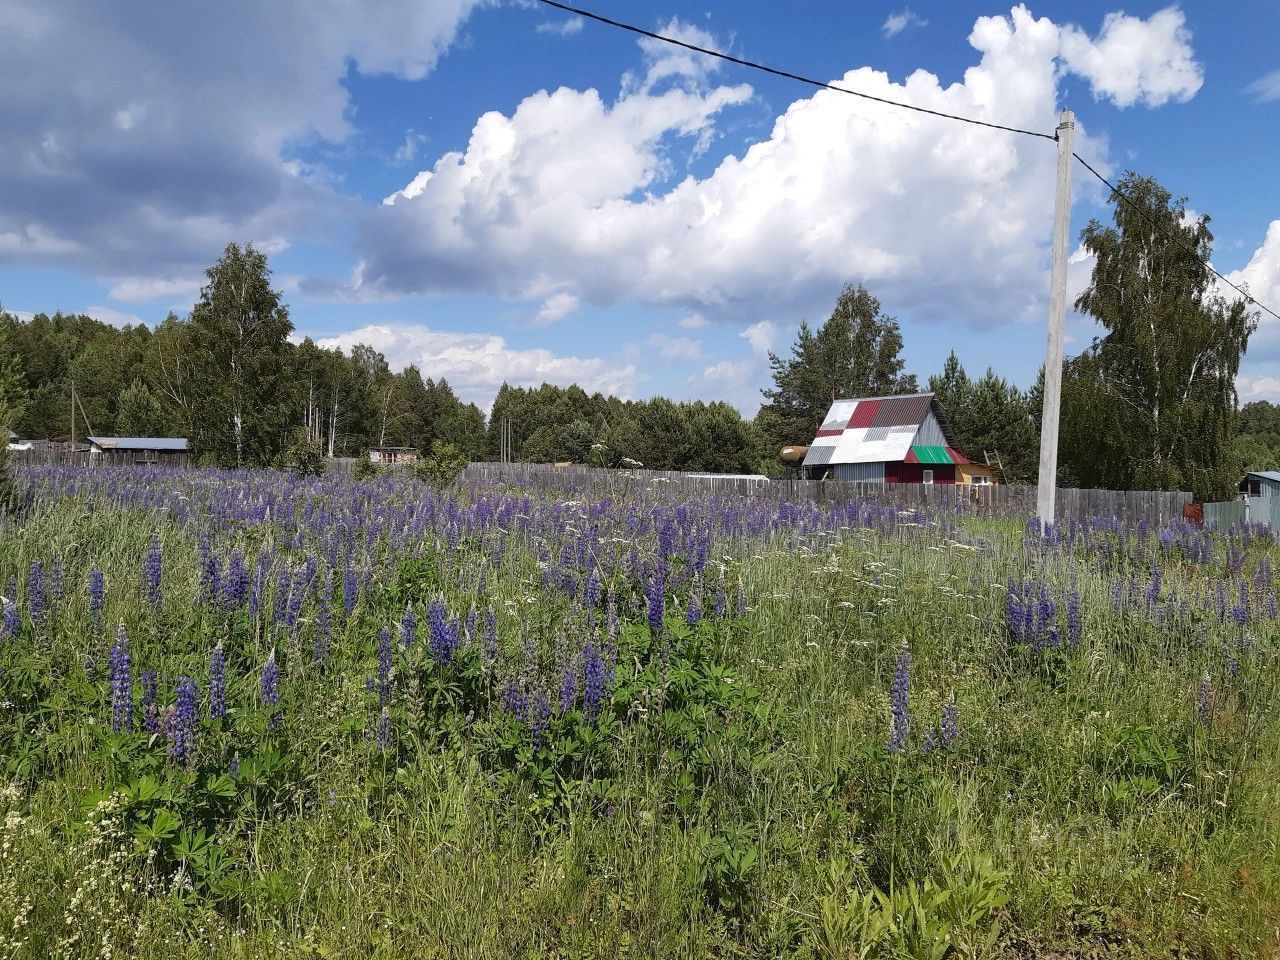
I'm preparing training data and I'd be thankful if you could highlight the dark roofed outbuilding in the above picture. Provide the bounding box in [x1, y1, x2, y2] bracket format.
[87, 436, 190, 466]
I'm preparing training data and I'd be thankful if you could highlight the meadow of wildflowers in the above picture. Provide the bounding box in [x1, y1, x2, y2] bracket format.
[0, 465, 1278, 957]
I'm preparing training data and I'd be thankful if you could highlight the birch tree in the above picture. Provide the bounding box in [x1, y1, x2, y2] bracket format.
[1065, 174, 1257, 499]
[188, 243, 293, 466]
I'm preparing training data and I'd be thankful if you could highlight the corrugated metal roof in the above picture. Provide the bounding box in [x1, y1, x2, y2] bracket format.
[806, 393, 940, 465]
[802, 444, 835, 467]
[869, 394, 931, 428]
[908, 445, 954, 464]
[1245, 471, 1280, 483]
[88, 436, 189, 451]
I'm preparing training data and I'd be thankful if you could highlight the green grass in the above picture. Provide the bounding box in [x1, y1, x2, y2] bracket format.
[2, 471, 1279, 958]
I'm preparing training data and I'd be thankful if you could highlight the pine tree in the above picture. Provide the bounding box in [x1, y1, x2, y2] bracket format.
[759, 283, 916, 449]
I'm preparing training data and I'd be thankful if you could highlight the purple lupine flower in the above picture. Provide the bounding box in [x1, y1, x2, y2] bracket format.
[377, 626, 393, 705]
[558, 661, 577, 714]
[400, 604, 417, 648]
[314, 571, 332, 663]
[1196, 672, 1214, 722]
[261, 650, 280, 707]
[1146, 564, 1162, 607]
[229, 751, 241, 778]
[141, 668, 160, 734]
[27, 561, 45, 633]
[940, 697, 959, 748]
[222, 550, 248, 610]
[375, 706, 393, 752]
[143, 534, 163, 612]
[49, 560, 65, 604]
[686, 574, 703, 626]
[885, 641, 910, 754]
[584, 568, 601, 611]
[582, 640, 606, 721]
[109, 624, 133, 733]
[209, 642, 227, 720]
[87, 569, 105, 638]
[427, 600, 455, 664]
[272, 565, 291, 631]
[500, 677, 528, 722]
[645, 570, 665, 636]
[168, 676, 199, 763]
[342, 564, 358, 621]
[2, 597, 17, 638]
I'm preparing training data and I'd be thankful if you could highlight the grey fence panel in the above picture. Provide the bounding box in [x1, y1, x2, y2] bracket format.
[1203, 500, 1248, 530]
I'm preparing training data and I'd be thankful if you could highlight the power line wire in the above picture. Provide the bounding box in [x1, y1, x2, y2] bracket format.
[1072, 152, 1280, 324]
[533, 0, 1280, 324]
[532, 0, 1056, 141]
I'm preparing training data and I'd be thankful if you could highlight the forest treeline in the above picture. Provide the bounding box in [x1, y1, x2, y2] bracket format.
[0, 174, 1269, 498]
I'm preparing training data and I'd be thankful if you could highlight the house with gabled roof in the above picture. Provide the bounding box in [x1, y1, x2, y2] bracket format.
[801, 392, 970, 484]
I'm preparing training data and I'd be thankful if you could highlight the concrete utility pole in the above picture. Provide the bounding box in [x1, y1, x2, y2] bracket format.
[1036, 109, 1075, 528]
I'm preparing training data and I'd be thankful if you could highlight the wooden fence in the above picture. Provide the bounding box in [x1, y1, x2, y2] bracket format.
[459, 462, 1192, 525]
[9, 446, 193, 469]
[3, 448, 1192, 525]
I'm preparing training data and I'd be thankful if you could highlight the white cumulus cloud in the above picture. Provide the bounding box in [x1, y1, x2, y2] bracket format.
[1058, 7, 1202, 108]
[314, 323, 637, 408]
[349, 5, 1202, 333]
[533, 292, 580, 326]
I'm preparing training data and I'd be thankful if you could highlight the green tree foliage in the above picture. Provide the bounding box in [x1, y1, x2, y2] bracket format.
[115, 379, 169, 437]
[187, 243, 294, 466]
[486, 383, 766, 473]
[413, 440, 468, 490]
[1062, 174, 1258, 500]
[1232, 401, 1280, 474]
[928, 351, 1041, 484]
[0, 329, 28, 512]
[758, 283, 917, 450]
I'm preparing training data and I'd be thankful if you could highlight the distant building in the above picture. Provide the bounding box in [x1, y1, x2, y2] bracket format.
[802, 393, 970, 484]
[87, 436, 189, 466]
[369, 446, 419, 465]
[957, 462, 999, 486]
[1240, 471, 1280, 498]
[6, 429, 31, 452]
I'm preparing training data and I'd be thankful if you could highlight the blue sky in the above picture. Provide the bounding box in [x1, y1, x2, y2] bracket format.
[2, 0, 1279, 413]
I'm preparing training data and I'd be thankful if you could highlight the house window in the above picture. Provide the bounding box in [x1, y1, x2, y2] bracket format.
[973, 475, 990, 486]
[922, 469, 934, 485]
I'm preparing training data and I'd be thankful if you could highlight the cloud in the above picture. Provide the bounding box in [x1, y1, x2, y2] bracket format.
[357, 5, 1202, 330]
[393, 132, 428, 166]
[314, 322, 637, 408]
[107, 276, 203, 303]
[533, 291, 579, 326]
[1246, 69, 1280, 104]
[646, 333, 702, 361]
[632, 18, 725, 91]
[883, 10, 927, 38]
[1224, 220, 1280, 329]
[0, 0, 480, 283]
[741, 320, 777, 357]
[84, 305, 144, 327]
[536, 17, 583, 37]
[1237, 374, 1280, 404]
[1058, 7, 1202, 108]
[678, 313, 709, 329]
